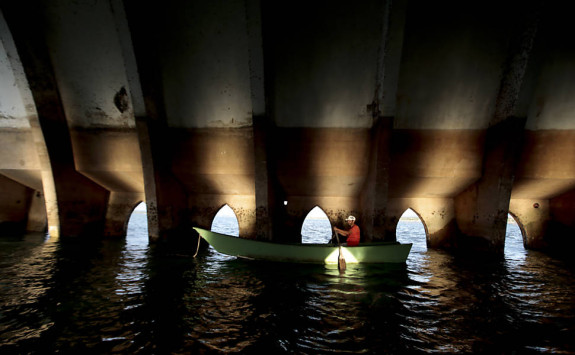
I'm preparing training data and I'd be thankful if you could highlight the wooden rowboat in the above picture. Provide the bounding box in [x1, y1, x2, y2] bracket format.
[193, 227, 412, 264]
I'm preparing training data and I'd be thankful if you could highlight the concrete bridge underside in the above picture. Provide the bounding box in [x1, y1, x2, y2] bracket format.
[1, 1, 574, 253]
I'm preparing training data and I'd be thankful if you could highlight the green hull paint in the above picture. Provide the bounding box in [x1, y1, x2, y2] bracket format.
[194, 228, 412, 264]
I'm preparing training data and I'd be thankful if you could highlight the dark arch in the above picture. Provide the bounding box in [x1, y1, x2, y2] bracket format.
[301, 206, 332, 244]
[211, 204, 240, 237]
[396, 208, 428, 251]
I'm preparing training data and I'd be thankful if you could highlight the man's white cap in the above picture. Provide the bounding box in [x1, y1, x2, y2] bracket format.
[346, 215, 356, 221]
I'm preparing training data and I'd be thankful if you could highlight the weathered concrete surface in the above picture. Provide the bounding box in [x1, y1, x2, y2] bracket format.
[71, 128, 144, 192]
[0, 174, 32, 234]
[0, 0, 574, 255]
[455, 118, 526, 252]
[360, 117, 393, 243]
[26, 190, 47, 233]
[2, 2, 110, 238]
[104, 192, 144, 238]
[513, 131, 575, 199]
[509, 199, 549, 250]
[0, 129, 42, 189]
[171, 127, 256, 238]
[386, 198, 456, 249]
[389, 130, 484, 198]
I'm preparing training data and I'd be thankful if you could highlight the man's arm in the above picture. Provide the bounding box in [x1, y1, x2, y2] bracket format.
[334, 227, 350, 236]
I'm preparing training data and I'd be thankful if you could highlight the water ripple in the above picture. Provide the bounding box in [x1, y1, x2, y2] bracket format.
[1, 218, 575, 353]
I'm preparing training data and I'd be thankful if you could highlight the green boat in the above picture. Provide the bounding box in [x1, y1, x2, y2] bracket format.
[193, 227, 412, 264]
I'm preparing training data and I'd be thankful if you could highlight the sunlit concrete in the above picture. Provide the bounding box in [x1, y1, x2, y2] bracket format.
[509, 199, 549, 249]
[387, 198, 456, 249]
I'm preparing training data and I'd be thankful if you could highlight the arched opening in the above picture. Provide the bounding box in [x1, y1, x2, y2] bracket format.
[126, 201, 148, 246]
[211, 204, 240, 237]
[301, 206, 332, 244]
[505, 213, 526, 260]
[396, 208, 427, 252]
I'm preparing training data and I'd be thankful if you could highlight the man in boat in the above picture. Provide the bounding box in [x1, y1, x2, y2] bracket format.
[333, 215, 360, 246]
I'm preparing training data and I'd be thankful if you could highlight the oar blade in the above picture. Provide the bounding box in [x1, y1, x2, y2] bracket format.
[338, 246, 346, 271]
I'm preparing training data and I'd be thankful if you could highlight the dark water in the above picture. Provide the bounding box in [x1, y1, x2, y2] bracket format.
[1, 213, 574, 354]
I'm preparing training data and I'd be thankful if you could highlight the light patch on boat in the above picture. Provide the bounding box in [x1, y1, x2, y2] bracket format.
[324, 248, 359, 264]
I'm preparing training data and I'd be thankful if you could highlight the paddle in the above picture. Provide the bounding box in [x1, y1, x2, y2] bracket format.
[334, 229, 346, 272]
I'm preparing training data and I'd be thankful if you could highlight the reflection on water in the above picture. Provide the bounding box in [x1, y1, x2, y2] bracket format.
[0, 215, 574, 353]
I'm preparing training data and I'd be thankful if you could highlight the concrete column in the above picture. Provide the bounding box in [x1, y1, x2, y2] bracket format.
[136, 119, 187, 241]
[3, 3, 110, 238]
[455, 118, 526, 252]
[0, 10, 59, 237]
[453, 4, 538, 253]
[33, 123, 60, 238]
[253, 116, 274, 240]
[124, 0, 189, 242]
[135, 117, 160, 241]
[362, 0, 407, 242]
[360, 117, 393, 242]
[246, 0, 273, 240]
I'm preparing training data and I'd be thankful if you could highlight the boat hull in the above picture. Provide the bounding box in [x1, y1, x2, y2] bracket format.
[193, 228, 412, 264]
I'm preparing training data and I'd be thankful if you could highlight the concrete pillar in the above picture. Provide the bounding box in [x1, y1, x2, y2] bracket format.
[135, 117, 161, 241]
[0, 10, 59, 237]
[124, 0, 190, 242]
[247, 0, 273, 240]
[509, 199, 549, 250]
[455, 118, 526, 252]
[360, 117, 393, 242]
[253, 116, 275, 240]
[137, 120, 187, 241]
[453, 3, 538, 253]
[34, 124, 60, 238]
[3, 3, 110, 238]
